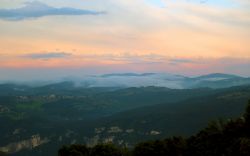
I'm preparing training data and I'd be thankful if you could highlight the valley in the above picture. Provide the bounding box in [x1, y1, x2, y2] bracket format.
[0, 73, 249, 155]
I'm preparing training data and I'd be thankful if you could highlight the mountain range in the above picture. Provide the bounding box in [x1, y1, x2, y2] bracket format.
[1, 73, 250, 89]
[0, 73, 250, 156]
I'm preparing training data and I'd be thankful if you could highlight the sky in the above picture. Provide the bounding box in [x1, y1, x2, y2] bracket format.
[0, 0, 250, 80]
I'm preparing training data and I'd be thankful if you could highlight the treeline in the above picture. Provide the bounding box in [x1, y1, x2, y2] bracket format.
[58, 100, 250, 156]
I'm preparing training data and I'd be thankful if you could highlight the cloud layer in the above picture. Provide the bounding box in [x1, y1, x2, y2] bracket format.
[0, 1, 105, 20]
[23, 52, 72, 59]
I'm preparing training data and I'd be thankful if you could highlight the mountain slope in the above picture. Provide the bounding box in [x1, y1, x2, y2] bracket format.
[0, 83, 250, 156]
[90, 85, 250, 142]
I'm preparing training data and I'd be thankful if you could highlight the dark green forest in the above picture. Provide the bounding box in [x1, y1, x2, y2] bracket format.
[58, 100, 250, 156]
[0, 83, 250, 156]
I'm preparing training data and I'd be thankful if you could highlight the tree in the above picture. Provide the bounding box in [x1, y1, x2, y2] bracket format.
[58, 145, 89, 156]
[164, 137, 187, 156]
[133, 137, 186, 156]
[0, 151, 7, 156]
[244, 100, 250, 127]
[239, 138, 250, 156]
[133, 140, 166, 156]
[90, 144, 123, 156]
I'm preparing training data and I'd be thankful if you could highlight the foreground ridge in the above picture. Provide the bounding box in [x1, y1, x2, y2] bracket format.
[58, 100, 250, 156]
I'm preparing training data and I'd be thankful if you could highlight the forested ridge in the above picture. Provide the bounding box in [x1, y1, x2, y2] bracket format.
[58, 100, 250, 156]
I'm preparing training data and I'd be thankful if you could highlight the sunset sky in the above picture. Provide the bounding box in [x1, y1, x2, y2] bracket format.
[0, 0, 250, 80]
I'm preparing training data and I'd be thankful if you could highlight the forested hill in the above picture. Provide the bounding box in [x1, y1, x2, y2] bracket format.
[58, 100, 250, 156]
[0, 85, 249, 156]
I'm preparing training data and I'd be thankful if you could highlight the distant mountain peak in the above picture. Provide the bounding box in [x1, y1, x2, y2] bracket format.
[100, 73, 156, 77]
[196, 73, 241, 79]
